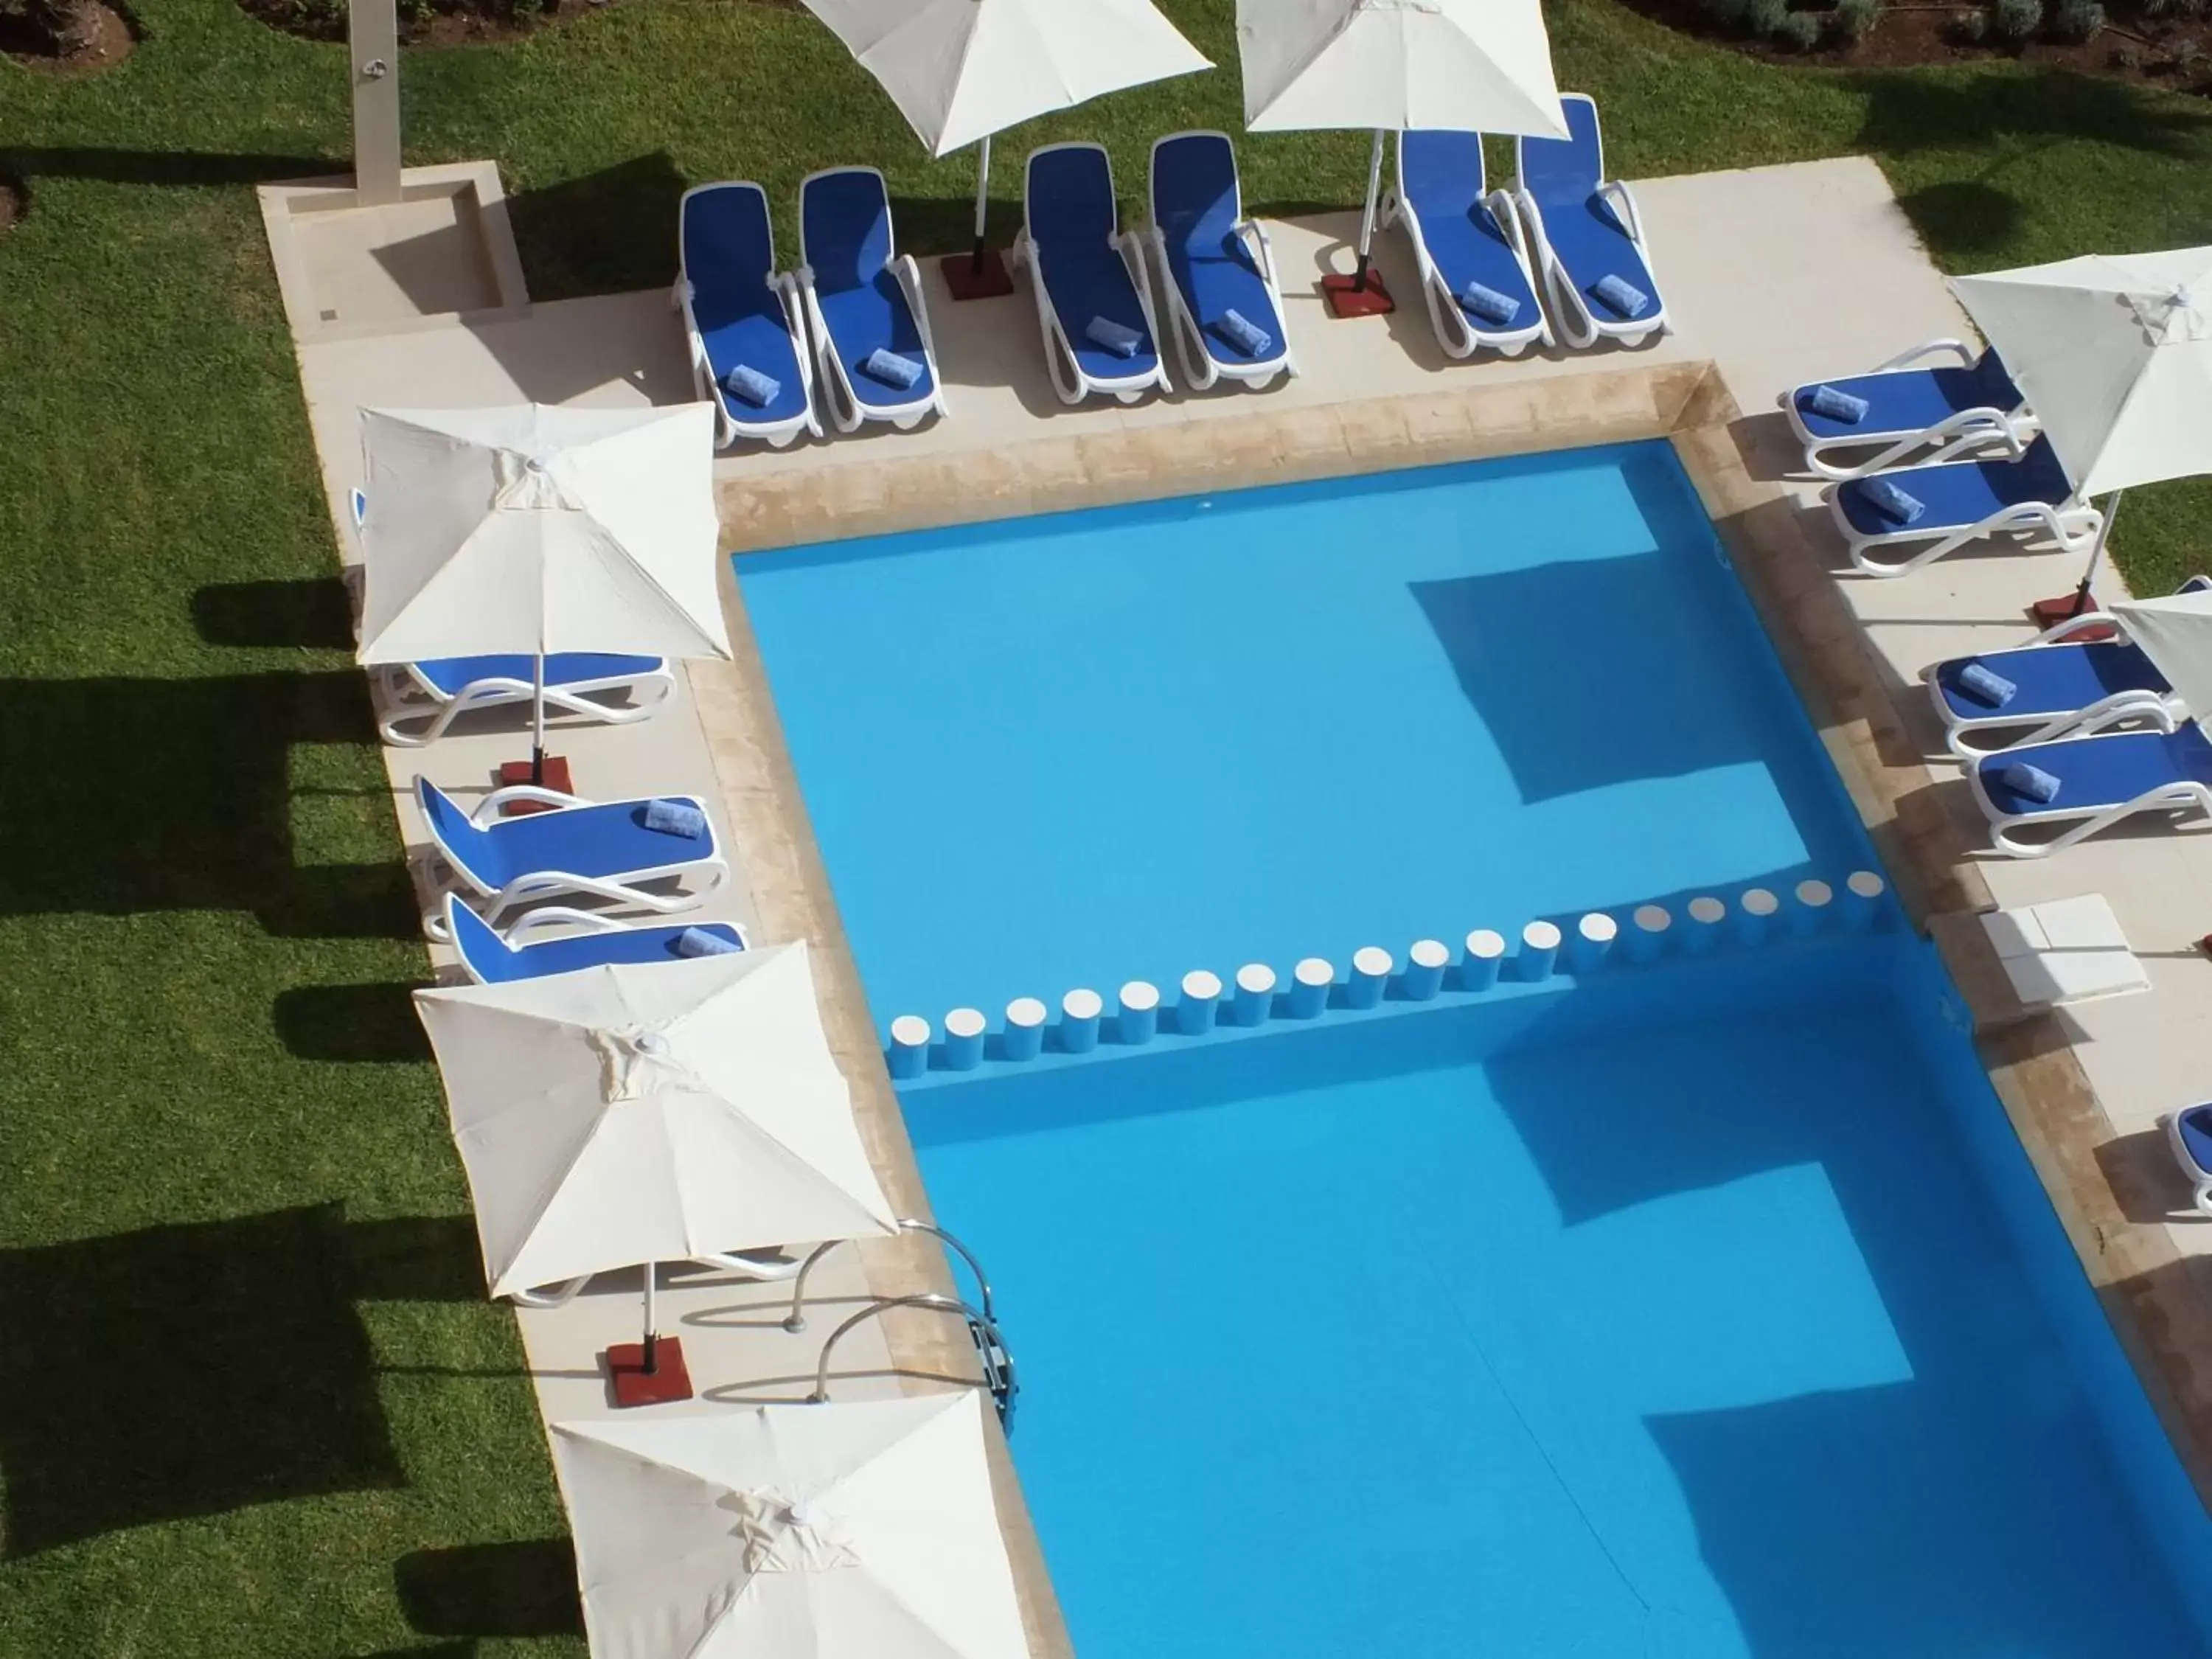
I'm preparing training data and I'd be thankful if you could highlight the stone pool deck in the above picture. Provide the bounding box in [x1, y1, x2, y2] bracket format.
[267, 146, 2212, 1624]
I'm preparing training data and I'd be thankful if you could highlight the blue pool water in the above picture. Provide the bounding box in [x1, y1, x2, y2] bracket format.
[741, 445, 1863, 1030]
[739, 445, 2212, 1658]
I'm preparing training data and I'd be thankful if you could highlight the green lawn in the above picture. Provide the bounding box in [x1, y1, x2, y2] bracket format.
[1, 1, 2209, 1652]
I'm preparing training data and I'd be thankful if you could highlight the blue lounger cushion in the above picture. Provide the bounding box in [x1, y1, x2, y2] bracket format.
[2178, 1103, 2212, 1175]
[1591, 273, 1649, 319]
[1806, 383, 1870, 423]
[1518, 100, 1663, 327]
[1461, 281, 1520, 324]
[682, 184, 811, 431]
[1794, 350, 2023, 444]
[412, 653, 663, 698]
[724, 364, 779, 407]
[1398, 129, 1540, 335]
[419, 779, 720, 894]
[1030, 146, 1158, 384]
[1975, 726, 2212, 816]
[1957, 662, 2017, 707]
[675, 925, 742, 957]
[800, 168, 939, 412]
[448, 898, 745, 984]
[1933, 641, 2167, 725]
[1151, 132, 1286, 371]
[642, 798, 708, 838]
[862, 347, 922, 389]
[1213, 307, 1271, 358]
[1837, 436, 2075, 539]
[1086, 315, 1141, 357]
[2002, 762, 2061, 803]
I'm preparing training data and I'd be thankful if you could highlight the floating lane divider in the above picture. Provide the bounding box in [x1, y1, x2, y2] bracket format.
[886, 869, 1894, 1077]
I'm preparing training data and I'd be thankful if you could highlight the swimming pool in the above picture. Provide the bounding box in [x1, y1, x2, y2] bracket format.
[739, 445, 2212, 1658]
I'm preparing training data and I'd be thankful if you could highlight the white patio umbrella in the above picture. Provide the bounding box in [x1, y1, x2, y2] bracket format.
[2110, 588, 2212, 720]
[552, 1393, 1028, 1659]
[356, 401, 729, 780]
[414, 940, 897, 1377]
[797, 0, 1211, 279]
[1952, 248, 2212, 612]
[1237, 0, 1568, 308]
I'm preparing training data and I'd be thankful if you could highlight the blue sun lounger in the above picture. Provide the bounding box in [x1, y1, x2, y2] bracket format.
[1829, 434, 2102, 577]
[416, 776, 729, 937]
[794, 167, 948, 434]
[1012, 142, 1169, 406]
[1783, 341, 2034, 481]
[1924, 576, 2211, 757]
[676, 181, 819, 448]
[1385, 128, 1548, 360]
[1968, 723, 2212, 856]
[1143, 131, 1293, 392]
[2163, 1102, 2212, 1216]
[1511, 94, 1667, 350]
[445, 894, 746, 984]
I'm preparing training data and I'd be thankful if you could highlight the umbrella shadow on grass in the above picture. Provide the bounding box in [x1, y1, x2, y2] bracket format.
[396, 1539, 582, 1640]
[272, 981, 434, 1062]
[0, 669, 416, 939]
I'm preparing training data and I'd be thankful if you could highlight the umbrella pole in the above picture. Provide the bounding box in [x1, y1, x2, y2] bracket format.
[2067, 489, 2125, 619]
[1352, 128, 1385, 293]
[530, 649, 547, 786]
[641, 1259, 658, 1374]
[970, 134, 992, 274]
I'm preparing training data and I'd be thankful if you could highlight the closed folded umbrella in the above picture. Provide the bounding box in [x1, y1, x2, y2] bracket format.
[552, 1392, 1028, 1659]
[1952, 248, 2212, 613]
[1237, 0, 1568, 313]
[799, 0, 1211, 286]
[356, 401, 728, 778]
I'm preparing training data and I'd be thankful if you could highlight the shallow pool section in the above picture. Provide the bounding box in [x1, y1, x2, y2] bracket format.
[905, 938, 2212, 1659]
[739, 445, 1865, 1030]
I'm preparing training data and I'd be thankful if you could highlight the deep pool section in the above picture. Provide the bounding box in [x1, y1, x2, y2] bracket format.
[739, 445, 1865, 1030]
[903, 939, 2212, 1659]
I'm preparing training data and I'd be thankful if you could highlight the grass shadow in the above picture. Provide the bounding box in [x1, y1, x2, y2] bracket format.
[1894, 177, 2024, 259]
[506, 152, 689, 303]
[273, 982, 433, 1062]
[0, 1206, 403, 1558]
[1845, 67, 2212, 161]
[347, 1214, 487, 1303]
[192, 577, 355, 651]
[395, 1539, 582, 1639]
[0, 147, 338, 187]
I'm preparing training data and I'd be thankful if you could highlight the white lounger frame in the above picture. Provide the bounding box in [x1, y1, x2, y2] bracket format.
[1924, 608, 2181, 759]
[1141, 131, 1295, 392]
[1966, 737, 2212, 858]
[792, 165, 951, 434]
[1381, 132, 1551, 361]
[1831, 473, 2101, 579]
[1510, 101, 1668, 352]
[373, 659, 675, 748]
[420, 783, 730, 939]
[456, 896, 750, 964]
[1009, 142, 1172, 407]
[2163, 1108, 2212, 1217]
[1782, 338, 2037, 482]
[673, 181, 821, 450]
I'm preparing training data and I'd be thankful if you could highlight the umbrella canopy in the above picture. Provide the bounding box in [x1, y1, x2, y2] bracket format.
[414, 941, 896, 1298]
[552, 1393, 1029, 1659]
[1237, 0, 1569, 136]
[801, 0, 1211, 157]
[2110, 588, 2212, 723]
[1952, 248, 2212, 498]
[355, 402, 730, 667]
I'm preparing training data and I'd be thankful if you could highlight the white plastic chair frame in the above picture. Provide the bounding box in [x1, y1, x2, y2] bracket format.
[1967, 743, 2212, 858]
[2162, 1110, 2212, 1218]
[1782, 338, 2037, 482]
[1140, 132, 1296, 392]
[791, 166, 951, 435]
[1924, 607, 2183, 759]
[1832, 477, 2102, 579]
[1008, 142, 1173, 407]
[420, 784, 730, 939]
[1380, 137, 1551, 361]
[1510, 177, 1667, 351]
[672, 183, 821, 450]
[373, 659, 675, 748]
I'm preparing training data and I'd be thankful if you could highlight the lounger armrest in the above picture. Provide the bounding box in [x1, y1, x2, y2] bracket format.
[2073, 698, 2182, 738]
[1596, 180, 1646, 244]
[1870, 337, 1976, 374]
[2180, 574, 2212, 596]
[500, 905, 633, 942]
[2036, 607, 2124, 644]
[473, 783, 591, 824]
[1233, 217, 1281, 285]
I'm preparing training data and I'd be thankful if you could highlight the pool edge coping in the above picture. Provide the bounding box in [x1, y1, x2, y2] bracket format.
[695, 358, 2212, 1646]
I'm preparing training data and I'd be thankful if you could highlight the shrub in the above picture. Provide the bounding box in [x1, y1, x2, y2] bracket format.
[1833, 0, 1882, 40]
[1744, 0, 1790, 32]
[1992, 0, 2044, 38]
[1956, 4, 1990, 38]
[1697, 0, 1756, 29]
[1775, 7, 1826, 44]
[0, 0, 100, 52]
[2050, 0, 2104, 36]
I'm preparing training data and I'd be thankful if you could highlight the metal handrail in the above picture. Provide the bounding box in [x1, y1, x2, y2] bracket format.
[807, 1292, 1006, 1405]
[783, 1217, 995, 1332]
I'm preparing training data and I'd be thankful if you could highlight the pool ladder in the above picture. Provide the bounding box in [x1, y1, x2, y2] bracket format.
[786, 1219, 1018, 1432]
